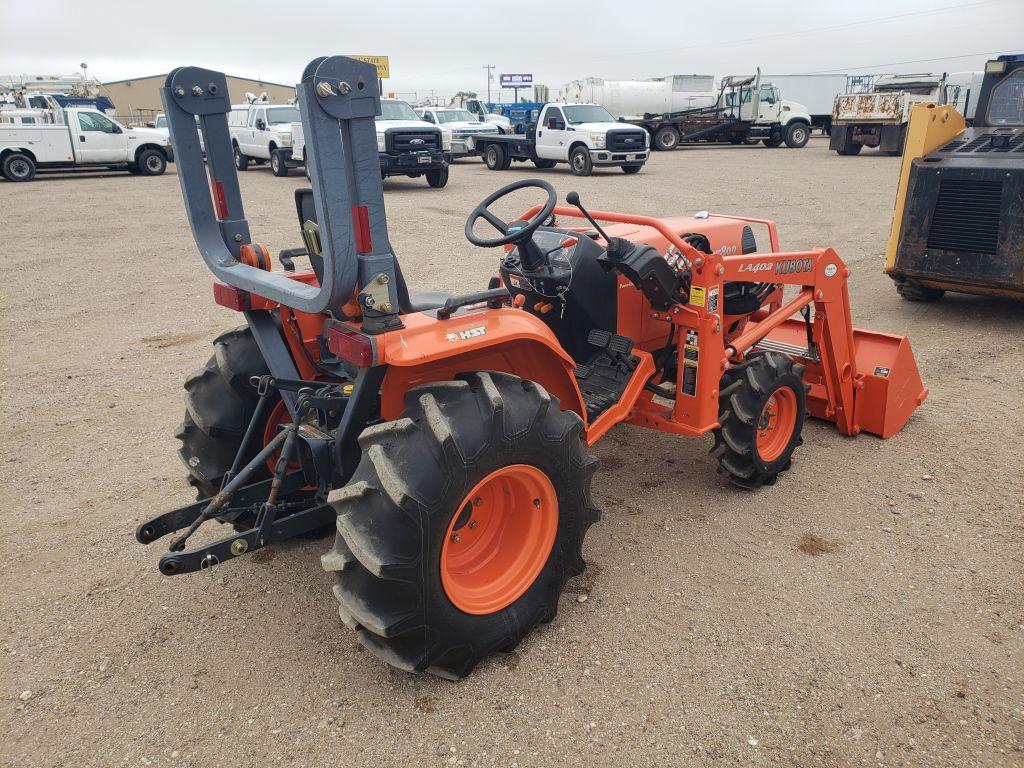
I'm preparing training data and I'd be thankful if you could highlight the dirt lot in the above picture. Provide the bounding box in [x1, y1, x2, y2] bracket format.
[2, 139, 1022, 767]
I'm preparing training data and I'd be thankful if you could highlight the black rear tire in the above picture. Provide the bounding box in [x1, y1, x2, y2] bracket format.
[711, 352, 807, 489]
[484, 144, 506, 171]
[836, 143, 862, 156]
[2, 152, 36, 182]
[177, 326, 275, 505]
[426, 165, 449, 187]
[270, 149, 290, 176]
[532, 159, 557, 169]
[324, 372, 601, 679]
[895, 279, 944, 302]
[653, 126, 679, 151]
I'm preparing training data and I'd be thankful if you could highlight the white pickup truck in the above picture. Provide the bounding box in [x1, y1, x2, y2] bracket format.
[0, 106, 172, 182]
[288, 98, 451, 187]
[471, 103, 648, 175]
[228, 102, 300, 175]
[414, 106, 500, 157]
[830, 73, 943, 156]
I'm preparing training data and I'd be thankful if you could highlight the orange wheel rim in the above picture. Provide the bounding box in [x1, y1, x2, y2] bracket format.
[756, 386, 797, 462]
[262, 400, 300, 473]
[441, 464, 558, 615]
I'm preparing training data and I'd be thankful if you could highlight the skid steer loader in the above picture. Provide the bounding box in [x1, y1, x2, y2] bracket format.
[886, 54, 1024, 301]
[137, 57, 927, 679]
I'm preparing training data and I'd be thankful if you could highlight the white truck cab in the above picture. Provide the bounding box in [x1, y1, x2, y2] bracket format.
[229, 102, 300, 175]
[1, 105, 172, 181]
[463, 99, 512, 134]
[415, 106, 499, 156]
[724, 84, 812, 146]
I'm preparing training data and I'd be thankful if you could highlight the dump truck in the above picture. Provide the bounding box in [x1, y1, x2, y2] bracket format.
[885, 54, 1024, 301]
[830, 73, 944, 156]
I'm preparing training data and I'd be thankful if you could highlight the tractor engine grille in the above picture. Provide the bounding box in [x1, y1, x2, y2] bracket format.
[607, 131, 646, 151]
[940, 130, 1024, 153]
[926, 178, 1003, 254]
[388, 131, 440, 154]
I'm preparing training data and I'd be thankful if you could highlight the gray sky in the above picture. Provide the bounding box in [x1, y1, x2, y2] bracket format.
[2, 0, 1021, 101]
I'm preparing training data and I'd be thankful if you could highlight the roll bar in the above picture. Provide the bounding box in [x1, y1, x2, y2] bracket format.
[160, 57, 402, 321]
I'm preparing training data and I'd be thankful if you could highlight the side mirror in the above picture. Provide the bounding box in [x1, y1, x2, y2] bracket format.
[256, 119, 266, 130]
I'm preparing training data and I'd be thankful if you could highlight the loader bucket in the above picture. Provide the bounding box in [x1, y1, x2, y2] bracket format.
[763, 320, 927, 438]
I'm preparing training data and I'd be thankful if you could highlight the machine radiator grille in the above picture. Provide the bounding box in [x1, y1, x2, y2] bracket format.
[940, 130, 1024, 153]
[388, 131, 440, 153]
[926, 178, 1003, 254]
[607, 131, 646, 151]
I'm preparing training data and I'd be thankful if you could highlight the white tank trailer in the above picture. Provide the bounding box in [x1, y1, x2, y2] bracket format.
[558, 75, 717, 119]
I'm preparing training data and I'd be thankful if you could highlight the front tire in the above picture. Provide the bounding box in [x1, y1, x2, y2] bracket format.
[784, 122, 810, 148]
[895, 278, 944, 302]
[426, 165, 449, 188]
[569, 146, 593, 176]
[712, 352, 807, 489]
[324, 372, 601, 679]
[136, 148, 167, 176]
[270, 149, 290, 177]
[2, 152, 36, 182]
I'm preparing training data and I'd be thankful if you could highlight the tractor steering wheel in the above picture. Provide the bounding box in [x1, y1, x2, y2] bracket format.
[465, 179, 557, 248]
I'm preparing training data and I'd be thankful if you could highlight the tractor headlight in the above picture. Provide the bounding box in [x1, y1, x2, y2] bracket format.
[589, 133, 606, 149]
[377, 133, 386, 152]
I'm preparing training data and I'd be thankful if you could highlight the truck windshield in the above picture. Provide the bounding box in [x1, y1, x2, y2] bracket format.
[986, 68, 1024, 126]
[380, 101, 419, 121]
[266, 107, 299, 125]
[155, 116, 167, 128]
[437, 110, 476, 123]
[563, 105, 615, 124]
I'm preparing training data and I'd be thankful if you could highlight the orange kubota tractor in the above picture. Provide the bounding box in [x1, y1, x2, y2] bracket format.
[138, 57, 927, 679]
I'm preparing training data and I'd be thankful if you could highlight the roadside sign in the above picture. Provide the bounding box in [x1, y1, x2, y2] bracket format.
[350, 56, 390, 79]
[500, 73, 533, 87]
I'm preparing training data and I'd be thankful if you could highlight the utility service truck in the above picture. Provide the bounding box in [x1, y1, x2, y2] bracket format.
[228, 100, 300, 175]
[830, 73, 944, 156]
[471, 102, 648, 175]
[289, 98, 451, 187]
[415, 106, 499, 157]
[621, 72, 812, 150]
[0, 104, 172, 181]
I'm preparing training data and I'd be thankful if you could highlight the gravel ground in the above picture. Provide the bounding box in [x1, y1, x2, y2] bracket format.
[2, 138, 1022, 767]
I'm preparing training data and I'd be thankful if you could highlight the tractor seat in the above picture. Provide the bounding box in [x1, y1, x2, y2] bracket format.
[291, 188, 452, 314]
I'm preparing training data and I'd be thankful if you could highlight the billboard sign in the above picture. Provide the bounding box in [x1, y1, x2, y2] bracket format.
[350, 55, 390, 79]
[500, 73, 533, 88]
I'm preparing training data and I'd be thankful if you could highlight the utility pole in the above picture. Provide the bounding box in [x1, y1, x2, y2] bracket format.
[483, 64, 495, 104]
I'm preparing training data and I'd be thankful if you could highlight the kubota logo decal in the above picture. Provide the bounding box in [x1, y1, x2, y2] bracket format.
[446, 326, 487, 341]
[775, 258, 813, 275]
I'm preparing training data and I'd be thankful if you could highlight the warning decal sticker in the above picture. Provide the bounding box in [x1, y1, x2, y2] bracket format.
[707, 287, 720, 313]
[682, 329, 699, 396]
[689, 286, 706, 307]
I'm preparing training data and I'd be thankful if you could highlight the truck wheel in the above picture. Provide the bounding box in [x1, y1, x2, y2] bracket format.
[895, 279, 944, 302]
[2, 152, 36, 182]
[711, 352, 808, 490]
[621, 163, 643, 174]
[426, 166, 449, 188]
[532, 159, 557, 169]
[137, 149, 167, 176]
[270, 149, 290, 177]
[234, 145, 249, 171]
[653, 126, 679, 151]
[569, 146, 593, 176]
[836, 143, 862, 156]
[324, 372, 601, 679]
[484, 144, 506, 171]
[784, 122, 810, 148]
[763, 130, 784, 148]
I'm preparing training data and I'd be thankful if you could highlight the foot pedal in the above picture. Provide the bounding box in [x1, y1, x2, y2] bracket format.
[574, 363, 594, 380]
[586, 329, 635, 355]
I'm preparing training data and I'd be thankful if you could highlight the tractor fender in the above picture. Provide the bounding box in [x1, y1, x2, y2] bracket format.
[374, 308, 586, 422]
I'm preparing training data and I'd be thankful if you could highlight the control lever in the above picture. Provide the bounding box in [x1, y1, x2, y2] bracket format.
[566, 192, 631, 259]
